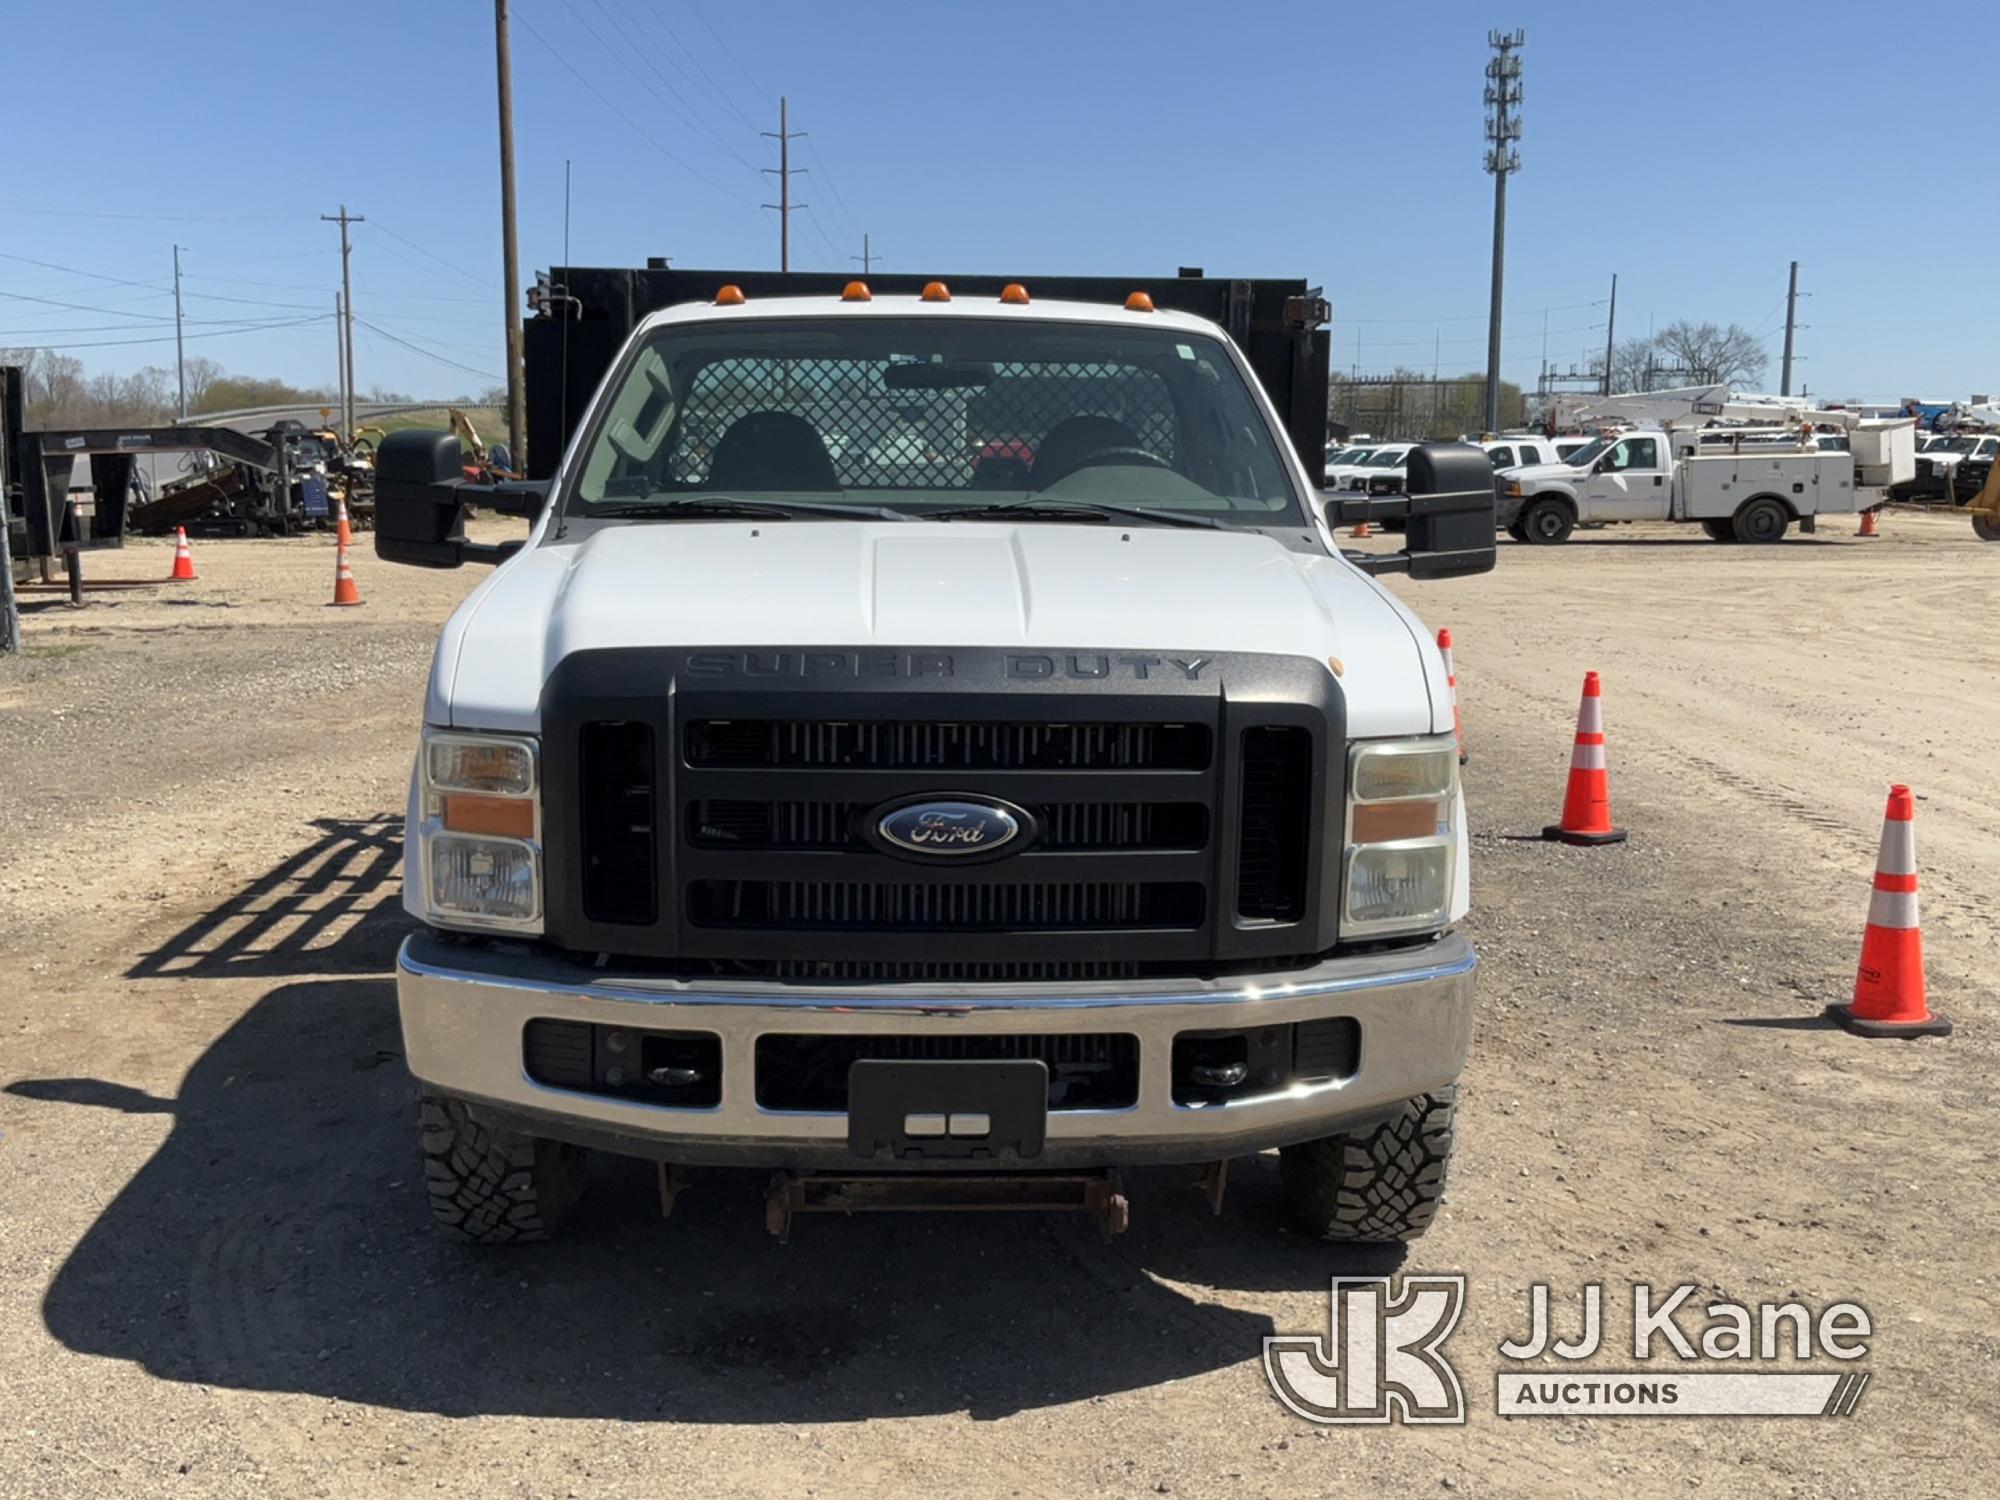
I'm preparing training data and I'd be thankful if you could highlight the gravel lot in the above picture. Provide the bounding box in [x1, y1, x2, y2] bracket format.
[2, 512, 1995, 1498]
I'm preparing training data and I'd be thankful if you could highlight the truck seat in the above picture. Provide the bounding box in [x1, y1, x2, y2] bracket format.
[708, 412, 840, 491]
[1034, 415, 1146, 488]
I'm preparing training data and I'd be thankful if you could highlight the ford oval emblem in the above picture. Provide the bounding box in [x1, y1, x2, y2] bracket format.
[875, 798, 1025, 858]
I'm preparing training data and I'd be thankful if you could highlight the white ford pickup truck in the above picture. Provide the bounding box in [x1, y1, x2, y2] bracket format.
[372, 272, 1494, 1245]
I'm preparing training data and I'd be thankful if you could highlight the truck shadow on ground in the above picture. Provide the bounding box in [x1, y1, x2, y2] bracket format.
[22, 825, 1395, 1424]
[126, 815, 408, 980]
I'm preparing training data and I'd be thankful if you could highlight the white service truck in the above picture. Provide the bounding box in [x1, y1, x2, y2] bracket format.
[1496, 387, 1917, 544]
[370, 268, 1494, 1246]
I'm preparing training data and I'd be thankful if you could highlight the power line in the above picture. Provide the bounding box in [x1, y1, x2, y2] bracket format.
[686, 0, 766, 102]
[567, 0, 765, 176]
[364, 220, 498, 292]
[0, 314, 328, 352]
[354, 318, 503, 383]
[798, 124, 860, 246]
[514, 9, 759, 208]
[631, 0, 762, 132]
[1342, 297, 1606, 326]
[798, 205, 844, 271]
[0, 201, 297, 224]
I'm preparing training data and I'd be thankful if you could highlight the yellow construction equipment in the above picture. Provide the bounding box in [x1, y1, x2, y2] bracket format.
[1965, 455, 2000, 542]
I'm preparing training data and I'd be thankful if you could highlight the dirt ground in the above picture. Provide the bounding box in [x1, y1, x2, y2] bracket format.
[1, 512, 1995, 1499]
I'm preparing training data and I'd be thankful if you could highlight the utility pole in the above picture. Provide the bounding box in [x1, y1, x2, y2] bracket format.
[321, 204, 363, 438]
[0, 370, 18, 655]
[1780, 259, 1799, 397]
[1602, 273, 1617, 395]
[495, 0, 527, 467]
[852, 233, 876, 276]
[172, 244, 187, 421]
[335, 294, 349, 426]
[1481, 28, 1524, 434]
[762, 98, 807, 272]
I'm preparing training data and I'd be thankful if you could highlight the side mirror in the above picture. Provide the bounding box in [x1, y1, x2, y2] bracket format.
[1324, 443, 1496, 580]
[374, 430, 547, 568]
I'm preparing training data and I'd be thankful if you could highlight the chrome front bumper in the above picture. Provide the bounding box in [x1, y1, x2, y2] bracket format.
[396, 931, 1477, 1168]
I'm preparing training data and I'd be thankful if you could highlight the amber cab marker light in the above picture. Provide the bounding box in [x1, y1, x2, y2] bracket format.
[1000, 283, 1031, 305]
[842, 280, 872, 302]
[714, 284, 746, 305]
[1125, 291, 1156, 312]
[921, 281, 952, 302]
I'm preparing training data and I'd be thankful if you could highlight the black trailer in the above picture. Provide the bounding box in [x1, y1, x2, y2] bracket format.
[523, 265, 1331, 480]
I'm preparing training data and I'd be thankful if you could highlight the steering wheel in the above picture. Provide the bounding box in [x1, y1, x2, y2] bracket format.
[1053, 446, 1172, 479]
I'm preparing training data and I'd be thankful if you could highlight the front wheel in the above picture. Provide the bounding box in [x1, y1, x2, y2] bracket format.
[1280, 1089, 1456, 1242]
[1732, 497, 1791, 544]
[1700, 518, 1735, 542]
[1973, 512, 2000, 542]
[1519, 497, 1575, 545]
[1505, 519, 1529, 542]
[419, 1094, 587, 1243]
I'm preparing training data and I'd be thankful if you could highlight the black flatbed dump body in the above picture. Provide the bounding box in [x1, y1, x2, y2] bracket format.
[523, 265, 1330, 481]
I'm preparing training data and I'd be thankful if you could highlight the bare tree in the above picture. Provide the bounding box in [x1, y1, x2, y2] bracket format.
[177, 355, 226, 412]
[1652, 321, 1769, 388]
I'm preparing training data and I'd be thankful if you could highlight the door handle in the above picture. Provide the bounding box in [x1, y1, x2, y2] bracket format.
[1654, 476, 1663, 485]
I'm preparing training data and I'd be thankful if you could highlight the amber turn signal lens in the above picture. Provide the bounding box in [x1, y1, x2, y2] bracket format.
[999, 283, 1030, 305]
[921, 281, 951, 302]
[1350, 800, 1443, 843]
[1125, 291, 1155, 312]
[715, 284, 746, 305]
[842, 280, 872, 302]
[441, 793, 535, 839]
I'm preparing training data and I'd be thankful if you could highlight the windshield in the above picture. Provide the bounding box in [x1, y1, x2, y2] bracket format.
[1333, 447, 1375, 466]
[1932, 436, 1979, 454]
[1365, 448, 1409, 466]
[565, 315, 1304, 524]
[1560, 437, 1612, 468]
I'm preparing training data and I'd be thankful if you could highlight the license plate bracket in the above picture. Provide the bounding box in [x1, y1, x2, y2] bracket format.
[846, 1059, 1049, 1162]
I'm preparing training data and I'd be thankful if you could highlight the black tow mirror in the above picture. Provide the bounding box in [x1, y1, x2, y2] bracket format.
[1324, 443, 1496, 579]
[374, 430, 547, 568]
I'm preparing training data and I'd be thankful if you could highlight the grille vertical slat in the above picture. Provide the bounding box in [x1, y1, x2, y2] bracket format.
[1236, 726, 1313, 923]
[579, 721, 658, 925]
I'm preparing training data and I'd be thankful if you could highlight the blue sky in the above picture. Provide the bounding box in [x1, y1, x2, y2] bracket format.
[5, 0, 1989, 403]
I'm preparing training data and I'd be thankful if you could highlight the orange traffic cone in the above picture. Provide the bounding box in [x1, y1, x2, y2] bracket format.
[1352, 519, 1373, 539]
[1827, 785, 1950, 1037]
[330, 540, 362, 607]
[1858, 509, 1879, 537]
[1438, 627, 1466, 764]
[335, 494, 352, 548]
[169, 527, 197, 581]
[1543, 671, 1627, 846]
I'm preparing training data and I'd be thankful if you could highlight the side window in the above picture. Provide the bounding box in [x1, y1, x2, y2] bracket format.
[1487, 445, 1514, 468]
[1519, 443, 1544, 465]
[1982, 439, 1999, 459]
[1615, 437, 1658, 469]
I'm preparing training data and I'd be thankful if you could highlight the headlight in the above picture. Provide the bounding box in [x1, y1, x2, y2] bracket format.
[1344, 736, 1457, 938]
[1505, 482, 1523, 496]
[420, 730, 541, 932]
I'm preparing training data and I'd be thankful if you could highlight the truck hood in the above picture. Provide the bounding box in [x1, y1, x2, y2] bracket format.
[1503, 460, 1587, 486]
[429, 521, 1446, 741]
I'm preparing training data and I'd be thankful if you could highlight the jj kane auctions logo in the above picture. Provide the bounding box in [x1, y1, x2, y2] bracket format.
[1264, 1278, 1873, 1423]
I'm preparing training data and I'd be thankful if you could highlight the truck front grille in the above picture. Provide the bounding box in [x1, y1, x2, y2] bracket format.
[541, 647, 1344, 978]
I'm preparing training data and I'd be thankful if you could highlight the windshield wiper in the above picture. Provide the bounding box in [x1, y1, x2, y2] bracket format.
[926, 499, 1221, 530]
[587, 495, 910, 522]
